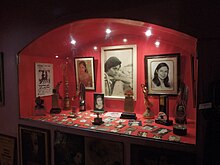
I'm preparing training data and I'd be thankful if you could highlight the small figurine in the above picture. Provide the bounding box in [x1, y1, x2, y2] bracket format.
[141, 84, 154, 119]
[34, 96, 46, 116]
[50, 81, 62, 114]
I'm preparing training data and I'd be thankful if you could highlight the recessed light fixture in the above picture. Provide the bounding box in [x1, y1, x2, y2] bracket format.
[93, 46, 98, 50]
[145, 29, 152, 37]
[70, 39, 76, 45]
[155, 41, 160, 47]
[105, 28, 111, 34]
[123, 38, 127, 43]
[55, 55, 59, 58]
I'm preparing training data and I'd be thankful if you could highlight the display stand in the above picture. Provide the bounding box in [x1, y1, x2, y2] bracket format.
[155, 95, 173, 126]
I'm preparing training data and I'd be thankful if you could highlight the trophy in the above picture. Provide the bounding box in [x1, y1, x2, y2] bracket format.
[141, 84, 154, 119]
[63, 62, 71, 110]
[79, 83, 86, 111]
[50, 81, 62, 114]
[92, 111, 104, 125]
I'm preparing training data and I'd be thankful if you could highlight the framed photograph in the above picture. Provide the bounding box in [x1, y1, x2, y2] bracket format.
[0, 52, 4, 106]
[18, 125, 51, 165]
[101, 45, 137, 100]
[0, 134, 17, 165]
[35, 62, 53, 97]
[54, 131, 85, 165]
[94, 93, 104, 111]
[74, 57, 95, 90]
[145, 54, 180, 95]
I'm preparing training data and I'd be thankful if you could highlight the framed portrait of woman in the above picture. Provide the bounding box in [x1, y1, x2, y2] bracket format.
[94, 93, 104, 112]
[101, 45, 137, 100]
[74, 57, 95, 91]
[144, 54, 180, 95]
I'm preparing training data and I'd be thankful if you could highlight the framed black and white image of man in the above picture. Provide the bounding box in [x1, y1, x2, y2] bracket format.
[145, 54, 180, 95]
[101, 45, 137, 100]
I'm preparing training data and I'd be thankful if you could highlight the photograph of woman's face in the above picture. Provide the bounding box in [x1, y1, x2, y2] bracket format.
[79, 62, 87, 74]
[156, 66, 169, 80]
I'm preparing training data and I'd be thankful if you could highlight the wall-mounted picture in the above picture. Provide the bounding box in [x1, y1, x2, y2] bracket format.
[18, 125, 50, 165]
[54, 131, 85, 165]
[101, 45, 137, 100]
[0, 52, 4, 106]
[74, 57, 95, 90]
[145, 54, 180, 95]
[85, 137, 123, 165]
[94, 93, 104, 112]
[0, 134, 16, 165]
[35, 62, 53, 97]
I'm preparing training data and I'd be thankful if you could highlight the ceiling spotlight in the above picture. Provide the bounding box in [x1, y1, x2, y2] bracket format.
[93, 46, 98, 50]
[155, 41, 160, 47]
[106, 28, 111, 34]
[55, 55, 59, 58]
[123, 38, 127, 43]
[145, 29, 152, 37]
[70, 39, 76, 45]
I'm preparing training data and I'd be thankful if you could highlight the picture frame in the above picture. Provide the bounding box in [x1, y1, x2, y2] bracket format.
[94, 93, 104, 111]
[144, 54, 180, 95]
[0, 134, 17, 165]
[54, 131, 85, 165]
[0, 52, 4, 106]
[74, 57, 95, 90]
[101, 45, 137, 100]
[35, 62, 53, 97]
[18, 124, 51, 165]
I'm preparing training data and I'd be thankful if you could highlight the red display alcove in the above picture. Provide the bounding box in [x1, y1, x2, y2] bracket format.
[18, 18, 197, 145]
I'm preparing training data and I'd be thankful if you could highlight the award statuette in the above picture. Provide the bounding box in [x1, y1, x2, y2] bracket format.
[155, 95, 173, 126]
[79, 83, 86, 111]
[63, 62, 71, 110]
[50, 81, 62, 114]
[92, 111, 104, 125]
[124, 90, 134, 112]
[141, 84, 154, 119]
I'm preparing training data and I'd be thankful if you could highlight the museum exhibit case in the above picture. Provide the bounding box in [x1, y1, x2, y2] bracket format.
[18, 18, 197, 164]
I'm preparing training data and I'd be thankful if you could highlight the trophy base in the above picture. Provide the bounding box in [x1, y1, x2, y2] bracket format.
[50, 108, 61, 114]
[143, 109, 154, 119]
[92, 117, 104, 125]
[155, 119, 173, 126]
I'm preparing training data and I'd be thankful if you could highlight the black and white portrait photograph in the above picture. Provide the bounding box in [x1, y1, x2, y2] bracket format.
[94, 93, 104, 111]
[145, 54, 180, 95]
[101, 45, 137, 100]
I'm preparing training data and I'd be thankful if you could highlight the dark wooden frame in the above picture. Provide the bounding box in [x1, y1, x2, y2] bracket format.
[18, 124, 51, 165]
[0, 52, 5, 106]
[144, 53, 180, 95]
[74, 57, 96, 91]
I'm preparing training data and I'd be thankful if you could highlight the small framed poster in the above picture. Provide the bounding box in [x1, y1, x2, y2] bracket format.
[0, 134, 16, 165]
[35, 62, 53, 97]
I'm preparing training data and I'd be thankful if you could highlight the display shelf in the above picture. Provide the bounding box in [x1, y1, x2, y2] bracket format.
[21, 109, 196, 145]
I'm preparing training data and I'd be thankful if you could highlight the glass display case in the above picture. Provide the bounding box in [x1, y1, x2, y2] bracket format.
[18, 18, 198, 163]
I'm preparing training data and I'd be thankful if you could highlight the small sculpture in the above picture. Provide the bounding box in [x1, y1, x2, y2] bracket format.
[34, 96, 46, 116]
[141, 84, 154, 119]
[50, 81, 62, 114]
